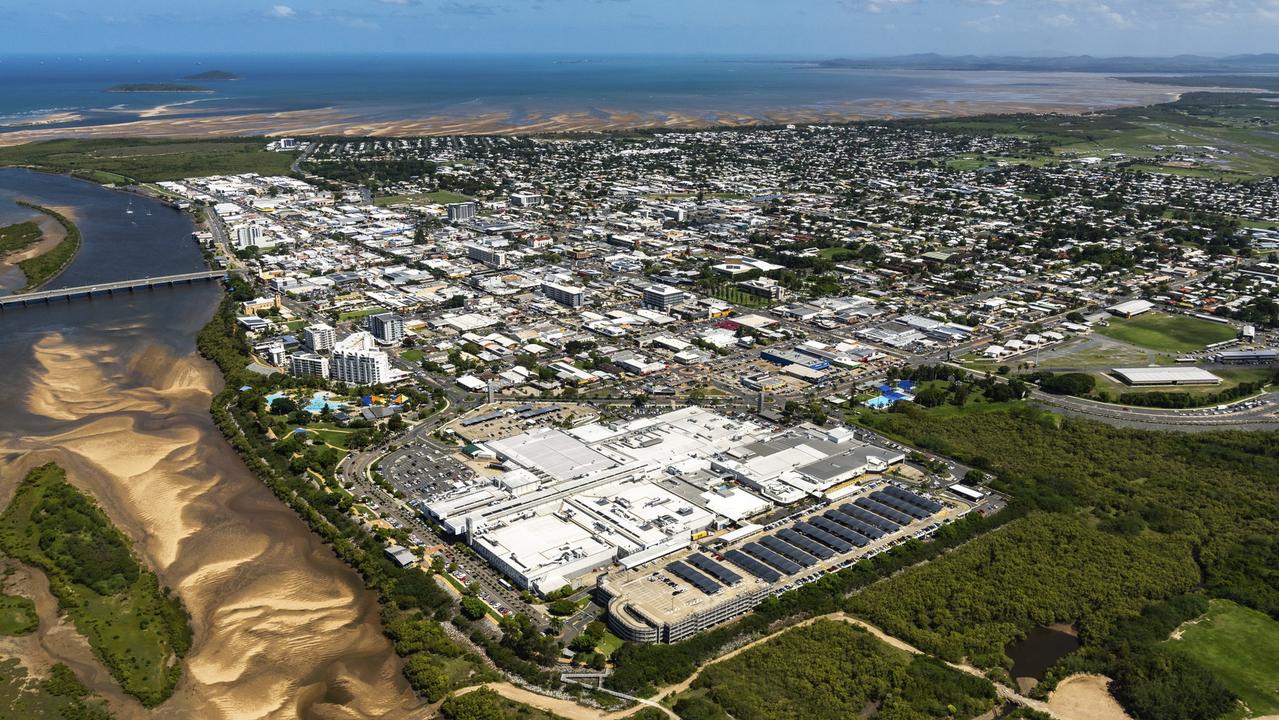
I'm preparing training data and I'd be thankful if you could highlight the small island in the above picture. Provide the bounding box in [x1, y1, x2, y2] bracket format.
[107, 83, 214, 93]
[182, 70, 240, 81]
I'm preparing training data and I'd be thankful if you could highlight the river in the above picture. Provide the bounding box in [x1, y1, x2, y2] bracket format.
[0, 168, 421, 719]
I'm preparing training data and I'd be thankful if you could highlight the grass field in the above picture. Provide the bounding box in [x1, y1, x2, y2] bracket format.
[1167, 600, 1279, 718]
[0, 138, 295, 183]
[0, 464, 191, 707]
[0, 659, 111, 720]
[0, 220, 44, 255]
[337, 306, 385, 321]
[1097, 312, 1237, 353]
[374, 190, 472, 206]
[0, 593, 38, 636]
[925, 92, 1279, 181]
[15, 203, 81, 291]
[400, 348, 425, 363]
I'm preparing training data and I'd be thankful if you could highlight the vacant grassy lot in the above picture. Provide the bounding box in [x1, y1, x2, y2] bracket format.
[0, 464, 191, 707]
[0, 138, 295, 183]
[337, 306, 385, 321]
[1168, 600, 1279, 718]
[374, 190, 472, 206]
[1097, 312, 1237, 353]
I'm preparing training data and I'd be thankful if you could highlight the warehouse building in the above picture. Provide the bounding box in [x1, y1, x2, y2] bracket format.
[1112, 367, 1223, 386]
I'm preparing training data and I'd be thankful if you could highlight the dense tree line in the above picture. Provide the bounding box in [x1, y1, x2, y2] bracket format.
[846, 514, 1198, 667]
[858, 402, 1279, 719]
[0, 464, 192, 707]
[609, 506, 1019, 695]
[682, 620, 997, 720]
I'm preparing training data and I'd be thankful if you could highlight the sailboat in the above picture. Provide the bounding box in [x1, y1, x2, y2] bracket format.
[126, 199, 134, 215]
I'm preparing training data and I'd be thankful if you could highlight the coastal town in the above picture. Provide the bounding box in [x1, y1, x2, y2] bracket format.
[1, 65, 1279, 720]
[118, 117, 1278, 680]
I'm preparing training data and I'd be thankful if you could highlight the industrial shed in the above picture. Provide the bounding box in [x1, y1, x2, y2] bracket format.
[1112, 367, 1223, 386]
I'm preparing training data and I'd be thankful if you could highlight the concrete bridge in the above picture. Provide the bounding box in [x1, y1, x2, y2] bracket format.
[0, 270, 227, 310]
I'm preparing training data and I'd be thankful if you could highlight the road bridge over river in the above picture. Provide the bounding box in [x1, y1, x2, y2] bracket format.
[0, 270, 227, 310]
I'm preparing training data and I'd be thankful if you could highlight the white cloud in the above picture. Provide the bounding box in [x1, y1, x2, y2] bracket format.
[1042, 11, 1075, 26]
[268, 4, 296, 18]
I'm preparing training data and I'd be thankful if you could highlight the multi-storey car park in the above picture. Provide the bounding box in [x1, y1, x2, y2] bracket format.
[597, 479, 974, 643]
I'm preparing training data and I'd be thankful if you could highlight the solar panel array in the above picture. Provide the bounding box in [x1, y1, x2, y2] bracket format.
[743, 542, 802, 575]
[854, 497, 913, 526]
[760, 535, 819, 567]
[883, 485, 944, 513]
[778, 529, 834, 560]
[794, 521, 855, 552]
[811, 515, 871, 546]
[870, 490, 930, 520]
[667, 560, 721, 594]
[838, 504, 896, 533]
[724, 549, 781, 583]
[688, 553, 742, 585]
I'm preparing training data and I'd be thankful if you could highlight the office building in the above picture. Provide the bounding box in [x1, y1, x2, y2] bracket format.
[447, 202, 478, 222]
[466, 241, 509, 269]
[541, 281, 585, 308]
[331, 332, 392, 385]
[234, 223, 262, 248]
[289, 352, 330, 378]
[367, 313, 405, 344]
[642, 284, 686, 310]
[509, 192, 543, 207]
[303, 323, 336, 353]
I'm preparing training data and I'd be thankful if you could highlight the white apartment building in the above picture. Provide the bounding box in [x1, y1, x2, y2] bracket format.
[303, 323, 336, 352]
[331, 332, 392, 385]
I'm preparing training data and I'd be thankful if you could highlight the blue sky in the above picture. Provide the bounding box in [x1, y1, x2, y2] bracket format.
[3, 0, 1277, 56]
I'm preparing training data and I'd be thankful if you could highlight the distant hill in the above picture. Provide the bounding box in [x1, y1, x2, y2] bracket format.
[182, 70, 240, 81]
[818, 54, 1279, 74]
[107, 83, 213, 93]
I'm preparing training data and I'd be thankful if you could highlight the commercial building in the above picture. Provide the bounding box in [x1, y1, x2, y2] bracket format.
[446, 202, 477, 222]
[1108, 299, 1156, 317]
[1212, 349, 1278, 364]
[465, 241, 509, 268]
[423, 408, 905, 597]
[303, 323, 336, 352]
[541, 280, 586, 308]
[367, 312, 405, 344]
[642, 284, 686, 310]
[234, 223, 262, 248]
[509, 192, 543, 207]
[1112, 366, 1223, 386]
[331, 332, 392, 385]
[289, 352, 330, 378]
[597, 479, 962, 643]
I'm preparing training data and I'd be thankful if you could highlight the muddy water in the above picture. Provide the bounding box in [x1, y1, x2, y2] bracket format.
[1005, 624, 1081, 690]
[0, 169, 420, 719]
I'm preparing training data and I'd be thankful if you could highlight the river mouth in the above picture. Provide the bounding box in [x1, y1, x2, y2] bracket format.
[0, 169, 420, 719]
[1006, 624, 1081, 692]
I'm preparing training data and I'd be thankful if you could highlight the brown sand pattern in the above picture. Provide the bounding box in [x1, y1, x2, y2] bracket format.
[0, 76, 1198, 146]
[0, 333, 421, 720]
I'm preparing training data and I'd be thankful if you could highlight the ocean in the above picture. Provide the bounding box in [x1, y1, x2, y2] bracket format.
[0, 54, 1190, 136]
